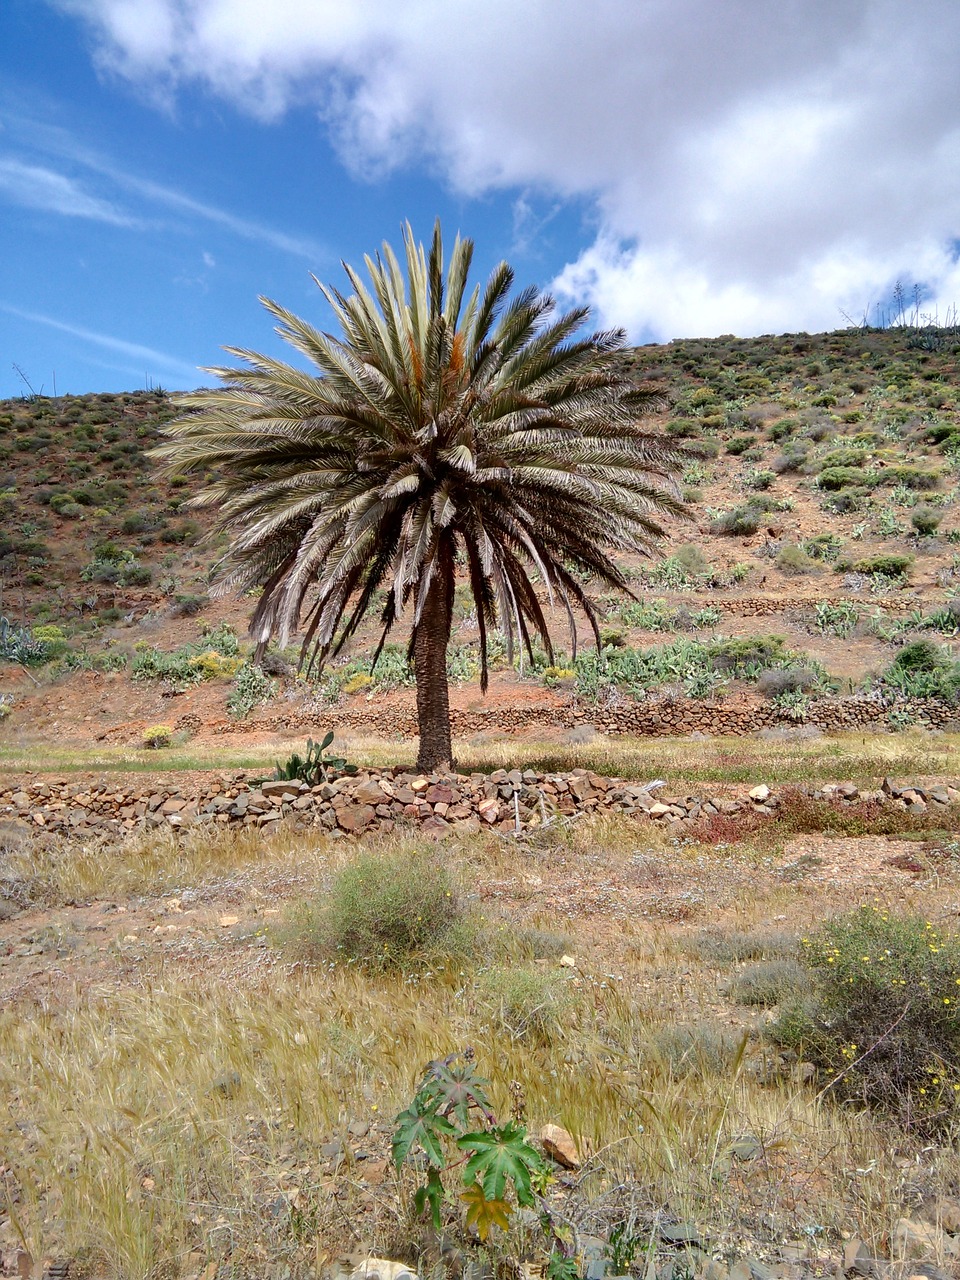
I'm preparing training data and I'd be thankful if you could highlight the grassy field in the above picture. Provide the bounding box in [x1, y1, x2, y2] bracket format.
[2, 727, 959, 785]
[2, 815, 960, 1278]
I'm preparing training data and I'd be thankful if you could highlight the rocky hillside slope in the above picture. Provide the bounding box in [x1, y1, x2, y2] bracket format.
[1, 324, 959, 746]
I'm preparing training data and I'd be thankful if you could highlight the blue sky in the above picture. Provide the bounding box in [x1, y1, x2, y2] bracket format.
[2, 0, 960, 397]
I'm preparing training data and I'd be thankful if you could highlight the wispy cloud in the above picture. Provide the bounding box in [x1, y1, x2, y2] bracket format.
[0, 156, 140, 226]
[0, 302, 199, 383]
[112, 169, 325, 259]
[0, 109, 326, 260]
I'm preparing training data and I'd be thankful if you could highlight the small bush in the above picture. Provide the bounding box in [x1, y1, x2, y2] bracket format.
[191, 650, 243, 680]
[822, 487, 871, 514]
[818, 466, 879, 491]
[227, 663, 275, 718]
[342, 671, 374, 695]
[744, 467, 775, 491]
[142, 724, 172, 749]
[911, 506, 943, 537]
[757, 667, 819, 698]
[726, 435, 755, 456]
[710, 504, 763, 536]
[770, 447, 808, 474]
[814, 601, 859, 638]
[802, 533, 844, 562]
[886, 465, 941, 491]
[599, 626, 627, 648]
[776, 545, 818, 575]
[892, 638, 950, 673]
[780, 907, 960, 1132]
[285, 847, 467, 972]
[850, 553, 914, 578]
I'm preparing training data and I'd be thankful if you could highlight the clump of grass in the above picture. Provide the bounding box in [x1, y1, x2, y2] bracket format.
[726, 958, 809, 1007]
[282, 844, 470, 972]
[476, 964, 578, 1043]
[690, 927, 798, 965]
[778, 907, 960, 1132]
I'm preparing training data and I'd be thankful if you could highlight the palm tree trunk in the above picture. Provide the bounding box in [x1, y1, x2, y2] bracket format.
[414, 548, 454, 772]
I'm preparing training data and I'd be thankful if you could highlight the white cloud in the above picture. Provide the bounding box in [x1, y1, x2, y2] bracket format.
[51, 0, 960, 337]
[0, 156, 139, 225]
[0, 301, 199, 381]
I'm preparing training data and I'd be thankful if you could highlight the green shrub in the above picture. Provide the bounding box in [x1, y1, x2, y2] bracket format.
[768, 417, 800, 441]
[285, 847, 467, 972]
[776, 545, 818, 575]
[620, 600, 676, 631]
[911, 506, 943, 536]
[886, 465, 941, 491]
[599, 626, 627, 648]
[891, 638, 950, 673]
[727, 959, 808, 1007]
[819, 447, 869, 469]
[770, 447, 808, 474]
[802, 533, 844, 562]
[818, 466, 879, 491]
[142, 724, 172, 749]
[814, 601, 859, 638]
[882, 641, 960, 699]
[779, 907, 960, 1132]
[744, 467, 775, 491]
[849, 553, 914, 578]
[477, 965, 577, 1043]
[710, 504, 763, 536]
[822, 487, 872, 515]
[31, 624, 68, 657]
[726, 434, 755, 456]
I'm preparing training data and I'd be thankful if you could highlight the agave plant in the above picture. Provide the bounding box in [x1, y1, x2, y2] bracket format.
[155, 222, 684, 769]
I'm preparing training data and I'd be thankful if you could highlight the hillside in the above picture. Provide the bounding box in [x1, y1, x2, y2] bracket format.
[1, 324, 959, 750]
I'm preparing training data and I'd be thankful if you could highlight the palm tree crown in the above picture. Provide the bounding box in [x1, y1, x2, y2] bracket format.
[156, 221, 685, 770]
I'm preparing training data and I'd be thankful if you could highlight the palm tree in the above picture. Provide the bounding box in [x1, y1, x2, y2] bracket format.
[155, 221, 685, 771]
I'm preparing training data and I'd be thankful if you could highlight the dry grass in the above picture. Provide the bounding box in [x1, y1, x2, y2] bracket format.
[2, 727, 959, 785]
[2, 819, 960, 1277]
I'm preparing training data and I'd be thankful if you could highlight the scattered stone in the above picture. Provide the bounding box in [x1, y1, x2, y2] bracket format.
[539, 1123, 581, 1170]
[893, 1218, 960, 1260]
[748, 785, 770, 802]
[350, 1260, 416, 1280]
[659, 1223, 703, 1248]
[934, 1199, 960, 1234]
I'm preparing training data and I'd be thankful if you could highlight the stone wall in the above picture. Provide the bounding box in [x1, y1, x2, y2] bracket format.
[2, 769, 956, 842]
[187, 692, 959, 742]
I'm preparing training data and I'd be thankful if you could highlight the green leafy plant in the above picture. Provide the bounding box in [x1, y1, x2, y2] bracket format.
[271, 731, 357, 784]
[0, 616, 49, 666]
[227, 663, 275, 718]
[392, 1052, 570, 1263]
[814, 601, 860, 638]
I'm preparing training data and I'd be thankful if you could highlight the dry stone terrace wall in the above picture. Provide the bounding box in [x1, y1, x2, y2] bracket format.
[186, 692, 960, 742]
[2, 770, 958, 842]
